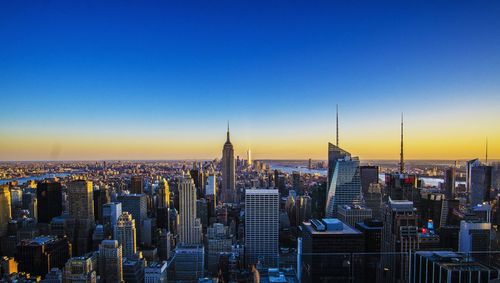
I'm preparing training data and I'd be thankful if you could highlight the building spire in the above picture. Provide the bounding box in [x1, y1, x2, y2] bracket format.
[486, 137, 488, 165]
[227, 121, 230, 142]
[400, 112, 405, 173]
[336, 104, 339, 147]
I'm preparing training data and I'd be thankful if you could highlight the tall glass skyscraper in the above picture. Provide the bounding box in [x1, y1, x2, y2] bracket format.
[325, 155, 362, 217]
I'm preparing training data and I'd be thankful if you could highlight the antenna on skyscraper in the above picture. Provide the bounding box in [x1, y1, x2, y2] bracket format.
[486, 137, 488, 165]
[336, 104, 339, 147]
[227, 121, 230, 142]
[400, 112, 405, 173]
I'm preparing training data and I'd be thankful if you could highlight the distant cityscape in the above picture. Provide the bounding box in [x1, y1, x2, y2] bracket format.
[0, 119, 499, 283]
[2, 1, 499, 283]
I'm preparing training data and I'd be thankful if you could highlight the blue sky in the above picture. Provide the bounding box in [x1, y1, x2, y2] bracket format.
[1, 1, 499, 160]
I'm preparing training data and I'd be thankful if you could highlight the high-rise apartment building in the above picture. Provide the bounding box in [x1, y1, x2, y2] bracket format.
[98, 240, 123, 283]
[114, 212, 137, 258]
[37, 181, 63, 223]
[68, 180, 94, 220]
[245, 189, 279, 267]
[178, 173, 202, 245]
[221, 124, 236, 203]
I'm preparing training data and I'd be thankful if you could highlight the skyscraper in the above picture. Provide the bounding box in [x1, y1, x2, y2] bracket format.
[178, 173, 202, 245]
[221, 123, 236, 203]
[206, 223, 232, 274]
[63, 254, 97, 283]
[36, 181, 63, 223]
[98, 240, 123, 283]
[103, 202, 122, 238]
[157, 178, 170, 209]
[205, 171, 217, 218]
[299, 218, 364, 282]
[0, 185, 12, 237]
[16, 236, 71, 278]
[118, 194, 147, 243]
[130, 175, 144, 194]
[68, 180, 94, 220]
[470, 164, 493, 207]
[174, 245, 205, 281]
[245, 189, 279, 267]
[380, 199, 418, 283]
[247, 149, 252, 166]
[156, 178, 170, 230]
[93, 187, 110, 224]
[325, 156, 362, 217]
[359, 165, 379, 195]
[444, 166, 456, 200]
[114, 212, 137, 258]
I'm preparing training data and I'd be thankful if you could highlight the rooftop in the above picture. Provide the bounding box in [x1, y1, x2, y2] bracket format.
[304, 219, 361, 235]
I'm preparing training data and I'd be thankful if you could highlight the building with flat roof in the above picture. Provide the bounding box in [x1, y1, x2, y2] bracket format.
[411, 251, 500, 283]
[245, 189, 279, 267]
[299, 218, 364, 282]
[338, 204, 372, 228]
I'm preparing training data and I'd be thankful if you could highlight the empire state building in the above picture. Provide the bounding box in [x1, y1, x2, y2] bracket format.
[221, 123, 236, 203]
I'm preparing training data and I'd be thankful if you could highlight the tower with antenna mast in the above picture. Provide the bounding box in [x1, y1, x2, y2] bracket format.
[485, 137, 488, 165]
[336, 104, 339, 147]
[400, 113, 405, 173]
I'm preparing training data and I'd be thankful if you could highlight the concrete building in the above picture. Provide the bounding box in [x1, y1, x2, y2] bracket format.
[411, 251, 500, 283]
[16, 235, 71, 278]
[67, 180, 94, 220]
[103, 202, 122, 238]
[206, 223, 232, 274]
[221, 124, 236, 203]
[459, 220, 491, 253]
[299, 218, 364, 282]
[114, 212, 137, 258]
[380, 199, 418, 283]
[337, 204, 372, 228]
[144, 261, 168, 283]
[0, 185, 11, 237]
[178, 173, 202, 245]
[245, 189, 279, 267]
[174, 245, 204, 281]
[37, 181, 63, 223]
[118, 194, 147, 243]
[98, 240, 123, 283]
[63, 255, 97, 283]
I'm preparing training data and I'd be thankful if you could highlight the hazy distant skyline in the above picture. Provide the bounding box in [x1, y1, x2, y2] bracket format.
[1, 1, 499, 161]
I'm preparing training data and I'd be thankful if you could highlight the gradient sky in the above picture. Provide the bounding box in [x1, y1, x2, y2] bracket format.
[1, 1, 499, 161]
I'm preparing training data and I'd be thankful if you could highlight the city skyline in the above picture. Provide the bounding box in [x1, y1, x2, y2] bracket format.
[1, 1, 499, 161]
